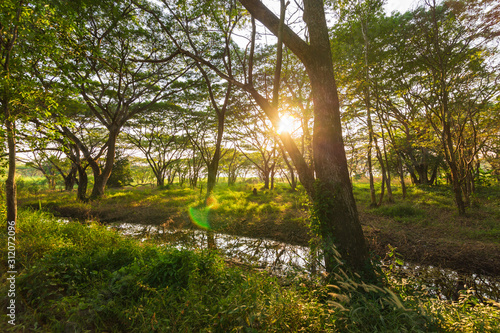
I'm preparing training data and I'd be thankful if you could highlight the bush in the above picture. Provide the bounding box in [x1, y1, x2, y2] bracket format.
[107, 154, 133, 188]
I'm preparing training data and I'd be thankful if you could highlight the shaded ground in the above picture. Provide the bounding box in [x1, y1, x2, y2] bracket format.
[362, 210, 500, 276]
[19, 183, 500, 277]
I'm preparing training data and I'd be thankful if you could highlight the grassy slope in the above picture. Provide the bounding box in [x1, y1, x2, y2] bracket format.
[1, 210, 500, 332]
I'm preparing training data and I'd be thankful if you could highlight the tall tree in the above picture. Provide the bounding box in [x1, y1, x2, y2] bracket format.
[234, 107, 278, 190]
[331, 0, 395, 206]
[138, 0, 374, 277]
[52, 0, 185, 199]
[397, 0, 500, 214]
[126, 105, 187, 187]
[1, 0, 58, 221]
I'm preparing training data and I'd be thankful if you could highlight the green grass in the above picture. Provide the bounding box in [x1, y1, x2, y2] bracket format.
[372, 202, 425, 219]
[17, 180, 500, 260]
[18, 181, 313, 245]
[2, 210, 499, 331]
[352, 182, 500, 244]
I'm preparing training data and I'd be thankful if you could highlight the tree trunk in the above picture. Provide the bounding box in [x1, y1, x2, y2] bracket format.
[429, 158, 440, 185]
[262, 169, 270, 189]
[179, 172, 185, 187]
[77, 164, 88, 202]
[442, 101, 466, 215]
[48, 177, 56, 191]
[408, 167, 419, 185]
[376, 148, 386, 206]
[361, 18, 377, 208]
[397, 153, 407, 199]
[270, 162, 275, 190]
[168, 169, 177, 185]
[205, 105, 227, 251]
[156, 174, 165, 187]
[206, 112, 225, 199]
[445, 150, 466, 214]
[206, 163, 218, 197]
[304, 9, 371, 279]
[377, 169, 386, 207]
[366, 105, 377, 206]
[416, 164, 429, 185]
[380, 126, 394, 202]
[239, 0, 373, 279]
[63, 165, 77, 191]
[206, 157, 218, 249]
[280, 144, 297, 191]
[90, 128, 119, 199]
[89, 159, 104, 199]
[68, 144, 88, 201]
[5, 116, 17, 223]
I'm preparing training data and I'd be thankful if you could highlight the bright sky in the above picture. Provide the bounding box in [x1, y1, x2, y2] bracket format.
[384, 0, 419, 14]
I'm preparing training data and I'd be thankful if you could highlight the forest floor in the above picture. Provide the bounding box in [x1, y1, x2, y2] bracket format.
[18, 180, 500, 277]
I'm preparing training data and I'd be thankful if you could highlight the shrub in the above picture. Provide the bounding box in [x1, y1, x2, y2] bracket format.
[107, 154, 133, 188]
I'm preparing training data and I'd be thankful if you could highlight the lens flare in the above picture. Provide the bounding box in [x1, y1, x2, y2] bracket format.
[188, 206, 211, 229]
[188, 195, 218, 230]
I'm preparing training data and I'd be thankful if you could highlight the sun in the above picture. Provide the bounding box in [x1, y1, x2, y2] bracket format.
[277, 115, 295, 134]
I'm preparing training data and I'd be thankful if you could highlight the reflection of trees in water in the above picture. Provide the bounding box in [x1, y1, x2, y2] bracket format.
[111, 222, 322, 274]
[111, 222, 500, 302]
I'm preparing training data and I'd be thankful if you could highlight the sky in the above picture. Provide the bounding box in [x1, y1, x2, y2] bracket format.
[384, 0, 419, 14]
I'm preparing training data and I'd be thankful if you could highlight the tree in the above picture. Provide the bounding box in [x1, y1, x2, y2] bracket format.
[19, 145, 76, 191]
[234, 0, 373, 278]
[234, 107, 278, 190]
[139, 0, 374, 278]
[49, 102, 108, 201]
[126, 105, 187, 187]
[107, 151, 133, 188]
[393, 1, 500, 214]
[51, 0, 185, 199]
[364, 11, 443, 188]
[331, 0, 398, 206]
[156, 0, 237, 202]
[1, 0, 58, 221]
[219, 148, 250, 186]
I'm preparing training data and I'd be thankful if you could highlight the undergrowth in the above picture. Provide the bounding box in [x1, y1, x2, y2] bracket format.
[1, 210, 499, 331]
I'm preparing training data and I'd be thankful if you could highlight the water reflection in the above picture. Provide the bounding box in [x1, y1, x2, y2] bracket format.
[109, 222, 500, 302]
[109, 222, 320, 274]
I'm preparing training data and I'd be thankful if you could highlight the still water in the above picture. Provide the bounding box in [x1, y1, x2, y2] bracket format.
[109, 222, 500, 302]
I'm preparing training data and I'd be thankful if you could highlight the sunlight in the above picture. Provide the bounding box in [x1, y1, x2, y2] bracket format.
[277, 114, 296, 135]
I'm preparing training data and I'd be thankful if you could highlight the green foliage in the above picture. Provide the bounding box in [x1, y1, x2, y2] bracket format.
[107, 154, 133, 188]
[16, 176, 48, 194]
[387, 264, 500, 332]
[0, 210, 332, 332]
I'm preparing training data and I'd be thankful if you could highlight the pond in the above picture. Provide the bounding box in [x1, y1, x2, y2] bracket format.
[109, 222, 500, 303]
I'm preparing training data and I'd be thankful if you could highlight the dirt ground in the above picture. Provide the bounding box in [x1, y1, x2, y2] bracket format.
[359, 211, 500, 277]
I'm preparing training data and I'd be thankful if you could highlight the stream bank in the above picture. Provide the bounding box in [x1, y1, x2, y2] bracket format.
[109, 222, 500, 303]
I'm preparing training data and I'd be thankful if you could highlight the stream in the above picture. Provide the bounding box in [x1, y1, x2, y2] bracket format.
[109, 222, 500, 302]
